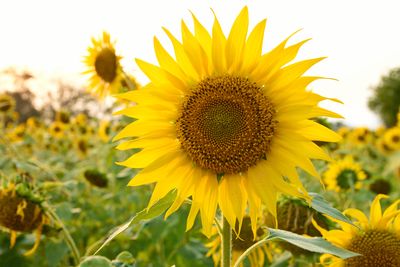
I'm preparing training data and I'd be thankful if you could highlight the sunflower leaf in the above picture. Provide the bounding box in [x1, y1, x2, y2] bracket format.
[267, 228, 360, 258]
[93, 190, 176, 255]
[233, 228, 359, 267]
[309, 192, 356, 226]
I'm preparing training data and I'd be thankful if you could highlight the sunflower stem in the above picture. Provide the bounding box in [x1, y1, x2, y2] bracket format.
[221, 215, 232, 267]
[43, 203, 80, 265]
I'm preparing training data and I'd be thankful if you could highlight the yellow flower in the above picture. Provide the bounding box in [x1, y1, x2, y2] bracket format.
[376, 137, 394, 155]
[114, 7, 341, 236]
[337, 127, 350, 139]
[6, 124, 26, 142]
[73, 113, 88, 127]
[0, 93, 15, 113]
[49, 121, 66, 139]
[83, 32, 123, 98]
[323, 156, 367, 192]
[75, 137, 90, 157]
[98, 120, 112, 142]
[314, 194, 400, 266]
[348, 127, 372, 146]
[55, 110, 71, 124]
[0, 183, 46, 256]
[375, 126, 386, 137]
[383, 126, 400, 151]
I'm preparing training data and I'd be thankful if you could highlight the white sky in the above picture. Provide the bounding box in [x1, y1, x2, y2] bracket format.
[1, 0, 400, 127]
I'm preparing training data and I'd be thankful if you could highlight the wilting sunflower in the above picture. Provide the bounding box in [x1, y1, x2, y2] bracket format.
[314, 194, 400, 266]
[114, 7, 341, 236]
[206, 216, 274, 267]
[83, 31, 123, 97]
[323, 156, 366, 192]
[0, 93, 15, 113]
[0, 183, 47, 256]
[83, 169, 108, 188]
[369, 178, 391, 195]
[275, 198, 328, 256]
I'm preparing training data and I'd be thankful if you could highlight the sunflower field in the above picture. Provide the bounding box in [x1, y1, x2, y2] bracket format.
[1, 6, 400, 267]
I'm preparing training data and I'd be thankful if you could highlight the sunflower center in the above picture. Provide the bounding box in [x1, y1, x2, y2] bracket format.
[176, 75, 276, 174]
[337, 169, 358, 189]
[94, 48, 117, 83]
[345, 230, 400, 267]
[392, 135, 400, 143]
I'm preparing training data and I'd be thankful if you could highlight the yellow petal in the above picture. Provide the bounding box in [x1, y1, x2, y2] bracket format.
[163, 27, 199, 81]
[370, 194, 389, 228]
[225, 6, 249, 70]
[117, 141, 180, 169]
[153, 37, 187, 83]
[241, 18, 266, 73]
[211, 10, 227, 73]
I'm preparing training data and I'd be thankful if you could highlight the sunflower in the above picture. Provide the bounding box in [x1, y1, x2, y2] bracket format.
[75, 137, 90, 157]
[206, 216, 274, 267]
[383, 127, 400, 151]
[98, 120, 112, 142]
[0, 183, 47, 256]
[114, 7, 341, 236]
[376, 137, 394, 155]
[7, 123, 26, 142]
[83, 31, 124, 98]
[323, 156, 367, 192]
[348, 127, 372, 146]
[49, 121, 65, 139]
[55, 110, 71, 124]
[374, 126, 386, 137]
[314, 194, 400, 266]
[0, 93, 15, 113]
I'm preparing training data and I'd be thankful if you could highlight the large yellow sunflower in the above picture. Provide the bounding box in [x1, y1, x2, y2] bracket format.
[323, 156, 367, 192]
[314, 194, 400, 266]
[114, 7, 341, 237]
[83, 31, 124, 98]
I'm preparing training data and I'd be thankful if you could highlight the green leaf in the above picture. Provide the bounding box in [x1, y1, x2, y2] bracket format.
[309, 192, 355, 226]
[94, 190, 177, 254]
[267, 228, 359, 259]
[79, 256, 113, 267]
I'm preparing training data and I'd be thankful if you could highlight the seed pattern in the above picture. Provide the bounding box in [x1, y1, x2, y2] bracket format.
[345, 230, 400, 267]
[176, 75, 276, 174]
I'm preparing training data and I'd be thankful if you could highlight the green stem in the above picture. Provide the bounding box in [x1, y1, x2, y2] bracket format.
[233, 238, 269, 267]
[221, 216, 232, 267]
[44, 204, 80, 265]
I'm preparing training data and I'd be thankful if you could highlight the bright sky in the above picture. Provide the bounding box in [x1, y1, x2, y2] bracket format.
[1, 0, 400, 127]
